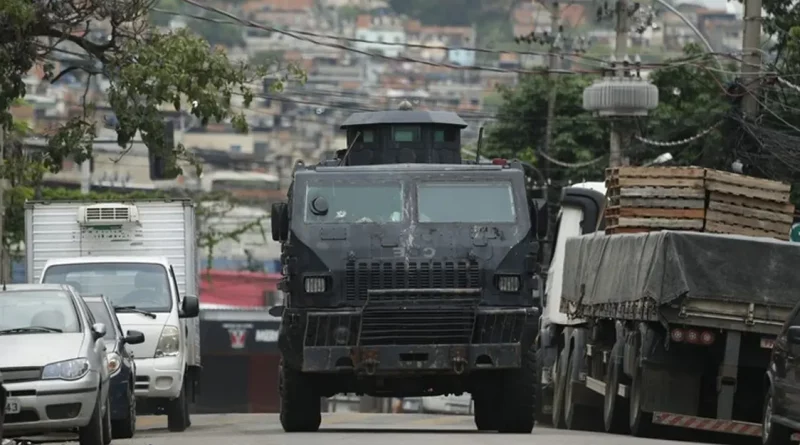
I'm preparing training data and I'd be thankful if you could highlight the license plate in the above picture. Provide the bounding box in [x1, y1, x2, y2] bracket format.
[5, 398, 21, 415]
[761, 338, 775, 349]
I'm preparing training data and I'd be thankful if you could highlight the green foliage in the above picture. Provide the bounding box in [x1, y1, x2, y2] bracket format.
[484, 74, 609, 185]
[0, 0, 305, 177]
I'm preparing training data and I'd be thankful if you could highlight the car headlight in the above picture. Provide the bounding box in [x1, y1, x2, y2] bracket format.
[107, 352, 122, 375]
[154, 325, 180, 358]
[304, 276, 327, 293]
[497, 275, 520, 292]
[42, 358, 90, 381]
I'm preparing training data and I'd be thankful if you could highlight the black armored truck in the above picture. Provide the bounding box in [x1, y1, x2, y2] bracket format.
[269, 105, 548, 433]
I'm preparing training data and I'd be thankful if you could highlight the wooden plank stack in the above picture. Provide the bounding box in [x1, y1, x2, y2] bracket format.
[604, 166, 795, 241]
[704, 169, 793, 240]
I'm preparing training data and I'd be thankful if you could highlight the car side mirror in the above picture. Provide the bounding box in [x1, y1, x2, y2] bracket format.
[268, 305, 285, 317]
[124, 330, 145, 345]
[92, 323, 107, 340]
[788, 326, 800, 345]
[271, 201, 289, 242]
[180, 295, 200, 318]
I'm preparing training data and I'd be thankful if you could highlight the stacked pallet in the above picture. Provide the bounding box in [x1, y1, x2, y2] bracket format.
[704, 169, 793, 240]
[605, 166, 707, 234]
[604, 166, 795, 240]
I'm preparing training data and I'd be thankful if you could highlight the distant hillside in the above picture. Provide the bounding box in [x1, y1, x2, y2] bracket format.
[387, 0, 519, 26]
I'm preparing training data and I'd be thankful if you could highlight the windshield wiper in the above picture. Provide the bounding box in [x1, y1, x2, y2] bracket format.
[113, 306, 157, 319]
[0, 326, 63, 335]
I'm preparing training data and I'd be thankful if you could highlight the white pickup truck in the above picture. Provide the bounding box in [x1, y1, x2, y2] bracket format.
[25, 199, 201, 432]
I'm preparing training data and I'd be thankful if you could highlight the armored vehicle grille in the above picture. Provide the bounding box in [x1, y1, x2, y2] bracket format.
[345, 260, 480, 302]
[360, 299, 477, 346]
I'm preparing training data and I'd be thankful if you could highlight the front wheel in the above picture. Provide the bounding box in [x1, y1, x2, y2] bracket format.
[763, 389, 792, 445]
[111, 385, 136, 439]
[167, 378, 191, 432]
[279, 363, 321, 432]
[495, 344, 537, 433]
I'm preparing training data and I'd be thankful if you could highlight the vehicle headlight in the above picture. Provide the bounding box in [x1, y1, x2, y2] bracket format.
[42, 358, 90, 381]
[107, 352, 122, 375]
[154, 325, 180, 358]
[304, 276, 327, 293]
[497, 275, 520, 292]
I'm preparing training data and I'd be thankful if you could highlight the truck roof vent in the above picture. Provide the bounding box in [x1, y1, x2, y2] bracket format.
[77, 203, 140, 226]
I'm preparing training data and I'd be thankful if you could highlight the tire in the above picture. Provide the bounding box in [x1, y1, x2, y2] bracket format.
[551, 349, 568, 429]
[167, 378, 190, 432]
[603, 345, 629, 434]
[534, 348, 550, 425]
[79, 395, 105, 445]
[563, 349, 597, 431]
[473, 393, 499, 431]
[495, 343, 537, 433]
[763, 388, 792, 445]
[629, 361, 654, 437]
[279, 363, 321, 432]
[111, 386, 136, 439]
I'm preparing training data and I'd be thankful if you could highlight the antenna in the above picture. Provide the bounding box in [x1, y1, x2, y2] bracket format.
[475, 126, 484, 163]
[338, 131, 362, 166]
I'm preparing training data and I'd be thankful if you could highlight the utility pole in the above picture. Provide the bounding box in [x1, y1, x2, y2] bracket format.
[609, 0, 630, 168]
[740, 0, 762, 117]
[0, 127, 7, 283]
[543, 0, 560, 194]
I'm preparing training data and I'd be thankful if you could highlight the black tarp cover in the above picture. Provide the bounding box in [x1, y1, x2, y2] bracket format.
[562, 231, 800, 308]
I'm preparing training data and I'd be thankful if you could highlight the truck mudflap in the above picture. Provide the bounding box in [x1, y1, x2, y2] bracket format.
[302, 343, 522, 374]
[652, 412, 800, 439]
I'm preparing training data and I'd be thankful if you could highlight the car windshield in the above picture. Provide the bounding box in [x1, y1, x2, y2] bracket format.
[417, 182, 517, 223]
[42, 263, 172, 312]
[84, 300, 118, 340]
[304, 182, 404, 224]
[0, 290, 81, 334]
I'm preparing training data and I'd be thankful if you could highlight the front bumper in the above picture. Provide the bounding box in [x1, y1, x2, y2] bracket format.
[293, 307, 538, 374]
[133, 356, 183, 400]
[3, 372, 100, 436]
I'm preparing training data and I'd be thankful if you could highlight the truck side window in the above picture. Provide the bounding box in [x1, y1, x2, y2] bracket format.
[549, 213, 562, 263]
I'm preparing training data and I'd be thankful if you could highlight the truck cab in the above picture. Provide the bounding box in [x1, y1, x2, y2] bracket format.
[538, 182, 606, 421]
[25, 200, 201, 433]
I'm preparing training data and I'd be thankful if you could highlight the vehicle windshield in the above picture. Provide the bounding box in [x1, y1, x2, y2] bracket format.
[417, 182, 517, 223]
[304, 182, 404, 224]
[84, 300, 118, 340]
[0, 290, 81, 334]
[42, 263, 172, 312]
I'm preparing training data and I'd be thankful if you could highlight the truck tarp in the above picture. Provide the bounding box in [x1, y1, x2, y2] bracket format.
[562, 231, 800, 308]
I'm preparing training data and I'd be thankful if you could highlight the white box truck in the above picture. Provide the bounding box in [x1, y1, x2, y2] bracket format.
[25, 199, 201, 432]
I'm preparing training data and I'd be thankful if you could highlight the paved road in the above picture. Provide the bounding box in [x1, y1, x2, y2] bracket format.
[102, 413, 722, 445]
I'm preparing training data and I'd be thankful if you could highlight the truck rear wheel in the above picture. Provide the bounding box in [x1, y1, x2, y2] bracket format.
[551, 349, 568, 429]
[629, 362, 654, 437]
[279, 364, 321, 432]
[603, 345, 629, 434]
[495, 343, 537, 433]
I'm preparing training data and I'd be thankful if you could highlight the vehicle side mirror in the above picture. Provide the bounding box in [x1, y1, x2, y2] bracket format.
[271, 202, 289, 242]
[788, 326, 800, 345]
[531, 200, 549, 240]
[92, 323, 107, 340]
[180, 295, 200, 318]
[268, 305, 285, 317]
[123, 329, 145, 345]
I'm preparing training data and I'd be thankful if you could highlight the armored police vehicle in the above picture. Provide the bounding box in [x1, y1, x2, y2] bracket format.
[269, 105, 547, 433]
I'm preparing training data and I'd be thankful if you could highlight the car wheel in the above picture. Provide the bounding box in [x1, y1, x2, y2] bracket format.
[167, 378, 190, 432]
[111, 385, 136, 439]
[101, 396, 112, 445]
[79, 394, 104, 445]
[763, 389, 792, 445]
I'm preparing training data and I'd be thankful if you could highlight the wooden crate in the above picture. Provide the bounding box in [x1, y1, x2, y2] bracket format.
[703, 170, 794, 241]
